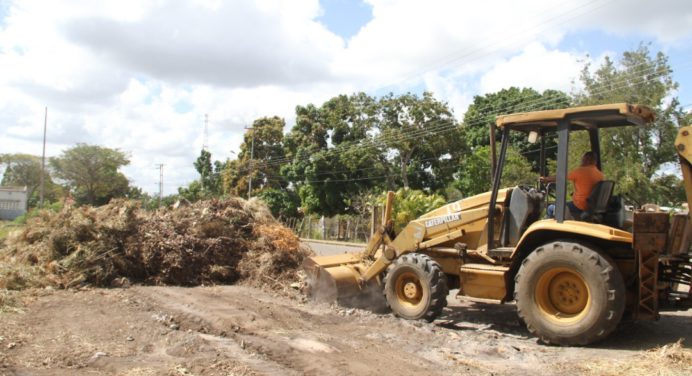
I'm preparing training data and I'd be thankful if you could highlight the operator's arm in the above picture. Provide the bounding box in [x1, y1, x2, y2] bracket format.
[540, 175, 556, 183]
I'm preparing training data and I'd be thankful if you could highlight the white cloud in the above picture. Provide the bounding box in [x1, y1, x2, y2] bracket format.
[63, 0, 343, 88]
[422, 71, 473, 117]
[0, 0, 690, 196]
[573, 0, 692, 44]
[0, 0, 350, 195]
[479, 42, 584, 94]
[340, 0, 692, 91]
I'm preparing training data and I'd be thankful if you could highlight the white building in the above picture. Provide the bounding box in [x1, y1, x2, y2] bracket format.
[0, 186, 28, 220]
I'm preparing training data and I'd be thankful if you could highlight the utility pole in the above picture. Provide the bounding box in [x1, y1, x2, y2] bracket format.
[245, 126, 254, 198]
[203, 113, 209, 151]
[40, 107, 47, 208]
[155, 164, 164, 203]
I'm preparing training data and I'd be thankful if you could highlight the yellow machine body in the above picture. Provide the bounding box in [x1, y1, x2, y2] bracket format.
[305, 104, 692, 345]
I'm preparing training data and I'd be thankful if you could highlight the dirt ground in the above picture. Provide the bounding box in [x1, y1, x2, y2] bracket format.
[0, 284, 690, 376]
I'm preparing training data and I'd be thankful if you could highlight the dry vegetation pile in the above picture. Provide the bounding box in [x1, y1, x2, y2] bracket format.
[574, 340, 692, 376]
[0, 198, 312, 290]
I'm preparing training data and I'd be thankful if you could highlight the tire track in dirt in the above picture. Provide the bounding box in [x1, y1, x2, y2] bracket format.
[2, 285, 689, 375]
[139, 285, 460, 375]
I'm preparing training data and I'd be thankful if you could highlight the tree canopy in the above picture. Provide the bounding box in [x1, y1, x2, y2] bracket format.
[279, 92, 464, 216]
[455, 146, 537, 197]
[166, 44, 688, 216]
[0, 153, 61, 207]
[282, 93, 386, 216]
[50, 144, 131, 206]
[573, 43, 687, 206]
[463, 87, 569, 169]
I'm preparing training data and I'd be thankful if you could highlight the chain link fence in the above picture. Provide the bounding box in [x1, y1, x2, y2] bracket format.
[282, 209, 382, 243]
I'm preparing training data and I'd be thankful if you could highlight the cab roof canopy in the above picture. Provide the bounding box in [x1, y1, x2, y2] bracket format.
[495, 103, 654, 132]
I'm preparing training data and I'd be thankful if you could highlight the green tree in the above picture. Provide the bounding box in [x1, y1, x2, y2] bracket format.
[455, 146, 537, 197]
[378, 92, 465, 190]
[178, 180, 204, 202]
[223, 116, 287, 198]
[193, 149, 223, 195]
[221, 158, 243, 197]
[650, 174, 686, 208]
[463, 87, 570, 169]
[283, 92, 467, 215]
[283, 93, 385, 216]
[257, 188, 301, 218]
[49, 144, 131, 206]
[0, 153, 61, 206]
[381, 188, 447, 232]
[574, 43, 686, 206]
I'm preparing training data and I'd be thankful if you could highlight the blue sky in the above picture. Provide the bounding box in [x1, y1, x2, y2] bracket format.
[318, 0, 372, 40]
[556, 29, 692, 108]
[0, 0, 690, 194]
[315, 0, 692, 108]
[0, 0, 8, 26]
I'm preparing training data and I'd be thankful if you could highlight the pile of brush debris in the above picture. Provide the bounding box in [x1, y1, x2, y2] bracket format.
[0, 198, 312, 290]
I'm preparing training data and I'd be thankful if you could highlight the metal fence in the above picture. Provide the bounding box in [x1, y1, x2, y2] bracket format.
[283, 214, 376, 243]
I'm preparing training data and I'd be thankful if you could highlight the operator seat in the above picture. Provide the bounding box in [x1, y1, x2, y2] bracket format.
[580, 180, 615, 224]
[505, 187, 544, 246]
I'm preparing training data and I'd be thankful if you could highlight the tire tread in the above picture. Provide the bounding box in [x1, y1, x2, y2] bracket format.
[514, 241, 625, 346]
[383, 253, 448, 322]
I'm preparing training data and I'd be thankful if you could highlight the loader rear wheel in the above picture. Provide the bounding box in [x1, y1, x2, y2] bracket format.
[514, 241, 625, 346]
[384, 253, 448, 322]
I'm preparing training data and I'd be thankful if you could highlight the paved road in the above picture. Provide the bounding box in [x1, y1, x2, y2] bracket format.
[301, 239, 365, 256]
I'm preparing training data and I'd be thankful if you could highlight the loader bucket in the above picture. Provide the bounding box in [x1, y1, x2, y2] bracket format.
[303, 253, 389, 311]
[303, 253, 364, 302]
[303, 191, 394, 309]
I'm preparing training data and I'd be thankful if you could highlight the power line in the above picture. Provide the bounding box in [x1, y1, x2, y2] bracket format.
[213, 1, 621, 174]
[246, 57, 690, 171]
[197, 2, 690, 188]
[374, 0, 614, 92]
[172, 0, 688, 193]
[235, 68, 692, 186]
[231, 61, 692, 178]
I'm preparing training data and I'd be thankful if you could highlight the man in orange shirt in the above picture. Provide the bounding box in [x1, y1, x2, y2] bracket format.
[543, 151, 604, 219]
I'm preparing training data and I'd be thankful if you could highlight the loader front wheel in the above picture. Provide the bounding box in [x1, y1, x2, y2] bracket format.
[384, 253, 448, 322]
[514, 241, 625, 346]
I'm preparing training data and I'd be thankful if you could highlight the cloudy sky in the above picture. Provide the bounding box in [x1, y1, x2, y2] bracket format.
[1, 0, 691, 195]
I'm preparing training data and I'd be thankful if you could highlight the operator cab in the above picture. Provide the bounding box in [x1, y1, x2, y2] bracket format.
[488, 103, 654, 248]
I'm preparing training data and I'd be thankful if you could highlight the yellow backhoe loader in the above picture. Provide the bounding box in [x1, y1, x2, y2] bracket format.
[304, 103, 692, 346]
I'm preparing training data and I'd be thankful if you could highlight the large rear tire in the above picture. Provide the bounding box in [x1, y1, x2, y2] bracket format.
[384, 253, 448, 322]
[514, 241, 625, 346]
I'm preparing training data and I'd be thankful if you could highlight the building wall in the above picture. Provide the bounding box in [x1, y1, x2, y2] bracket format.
[0, 186, 28, 220]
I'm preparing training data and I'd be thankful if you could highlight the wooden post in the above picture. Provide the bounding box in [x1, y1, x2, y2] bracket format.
[372, 206, 382, 235]
[353, 219, 359, 241]
[320, 216, 326, 240]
